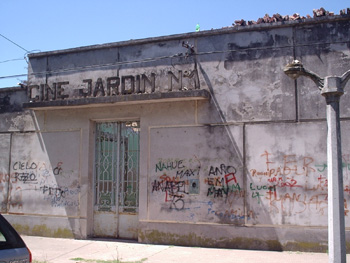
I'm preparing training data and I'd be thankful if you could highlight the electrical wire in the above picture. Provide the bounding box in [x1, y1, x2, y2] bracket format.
[0, 73, 27, 80]
[0, 58, 25, 64]
[0, 34, 40, 70]
[0, 33, 29, 53]
[0, 39, 349, 81]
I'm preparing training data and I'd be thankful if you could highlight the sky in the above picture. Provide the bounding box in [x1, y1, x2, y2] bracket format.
[0, 0, 348, 88]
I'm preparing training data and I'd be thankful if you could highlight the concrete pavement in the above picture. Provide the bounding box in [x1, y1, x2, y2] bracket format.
[23, 235, 350, 263]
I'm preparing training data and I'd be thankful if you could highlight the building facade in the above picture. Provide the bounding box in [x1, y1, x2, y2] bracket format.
[1, 14, 350, 251]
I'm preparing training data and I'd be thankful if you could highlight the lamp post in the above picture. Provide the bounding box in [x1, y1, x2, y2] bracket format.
[284, 60, 350, 263]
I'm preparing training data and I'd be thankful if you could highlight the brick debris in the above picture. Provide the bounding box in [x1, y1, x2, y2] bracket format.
[232, 7, 350, 27]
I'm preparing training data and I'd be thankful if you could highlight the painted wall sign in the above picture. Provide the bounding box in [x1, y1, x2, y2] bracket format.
[27, 69, 200, 102]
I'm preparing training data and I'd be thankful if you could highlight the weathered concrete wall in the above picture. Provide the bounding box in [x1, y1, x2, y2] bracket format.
[1, 15, 350, 251]
[0, 87, 27, 113]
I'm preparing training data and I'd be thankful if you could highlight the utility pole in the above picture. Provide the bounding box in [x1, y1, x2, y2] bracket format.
[284, 60, 350, 263]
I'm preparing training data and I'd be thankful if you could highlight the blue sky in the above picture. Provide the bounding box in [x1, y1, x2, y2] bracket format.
[0, 0, 348, 88]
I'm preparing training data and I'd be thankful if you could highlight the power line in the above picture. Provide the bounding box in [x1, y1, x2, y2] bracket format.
[0, 39, 349, 81]
[0, 73, 27, 80]
[0, 33, 29, 53]
[0, 58, 25, 64]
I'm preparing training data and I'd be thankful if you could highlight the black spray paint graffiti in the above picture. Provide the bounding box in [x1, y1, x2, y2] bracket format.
[40, 184, 81, 208]
[12, 161, 66, 183]
[152, 174, 187, 210]
[155, 158, 201, 179]
[152, 157, 201, 210]
[12, 161, 39, 184]
[205, 163, 242, 201]
[53, 162, 63, 176]
[204, 163, 250, 222]
[13, 172, 37, 184]
[8, 160, 80, 209]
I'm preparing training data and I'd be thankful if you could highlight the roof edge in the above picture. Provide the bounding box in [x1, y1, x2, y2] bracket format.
[28, 14, 350, 59]
[0, 86, 25, 93]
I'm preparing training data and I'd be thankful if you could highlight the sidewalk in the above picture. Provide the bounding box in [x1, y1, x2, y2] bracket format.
[23, 235, 349, 263]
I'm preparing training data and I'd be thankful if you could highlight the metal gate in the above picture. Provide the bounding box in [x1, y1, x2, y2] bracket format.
[93, 121, 140, 239]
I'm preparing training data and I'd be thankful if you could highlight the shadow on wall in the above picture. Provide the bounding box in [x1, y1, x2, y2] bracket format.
[1, 110, 82, 238]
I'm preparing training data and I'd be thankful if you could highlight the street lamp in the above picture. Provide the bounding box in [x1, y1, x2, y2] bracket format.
[284, 60, 350, 263]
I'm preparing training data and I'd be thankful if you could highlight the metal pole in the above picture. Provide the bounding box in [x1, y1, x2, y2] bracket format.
[322, 78, 346, 263]
[284, 62, 350, 263]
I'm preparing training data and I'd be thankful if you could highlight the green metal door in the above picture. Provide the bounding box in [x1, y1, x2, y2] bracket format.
[93, 121, 140, 239]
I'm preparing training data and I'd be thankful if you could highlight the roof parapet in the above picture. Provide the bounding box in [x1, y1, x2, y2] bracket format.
[233, 7, 349, 27]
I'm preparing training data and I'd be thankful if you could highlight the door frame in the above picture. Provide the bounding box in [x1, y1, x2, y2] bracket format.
[92, 120, 140, 239]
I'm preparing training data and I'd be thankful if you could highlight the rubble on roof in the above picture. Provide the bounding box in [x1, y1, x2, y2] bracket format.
[232, 7, 350, 28]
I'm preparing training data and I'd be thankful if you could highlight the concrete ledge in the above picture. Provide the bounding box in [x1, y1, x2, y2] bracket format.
[138, 220, 334, 252]
[4, 214, 86, 239]
[23, 89, 211, 110]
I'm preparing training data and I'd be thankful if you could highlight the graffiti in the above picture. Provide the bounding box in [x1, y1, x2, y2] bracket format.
[152, 178, 187, 193]
[152, 174, 188, 210]
[314, 153, 350, 173]
[176, 168, 199, 178]
[250, 184, 277, 204]
[207, 207, 254, 221]
[38, 162, 50, 178]
[53, 162, 63, 176]
[344, 185, 350, 195]
[208, 164, 236, 177]
[0, 173, 9, 183]
[315, 164, 327, 172]
[305, 175, 328, 192]
[315, 163, 350, 173]
[13, 172, 37, 184]
[265, 191, 331, 216]
[156, 159, 185, 172]
[205, 164, 241, 201]
[4, 160, 80, 210]
[224, 172, 237, 184]
[206, 184, 241, 198]
[250, 183, 276, 192]
[11, 161, 71, 181]
[168, 194, 185, 210]
[152, 156, 201, 210]
[49, 197, 79, 208]
[267, 176, 301, 188]
[152, 179, 188, 195]
[202, 163, 245, 221]
[40, 184, 80, 208]
[205, 200, 252, 221]
[246, 150, 350, 222]
[149, 151, 350, 223]
[155, 158, 201, 178]
[40, 185, 68, 198]
[249, 151, 321, 214]
[250, 151, 316, 178]
[10, 161, 68, 183]
[12, 161, 38, 170]
[205, 177, 224, 186]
